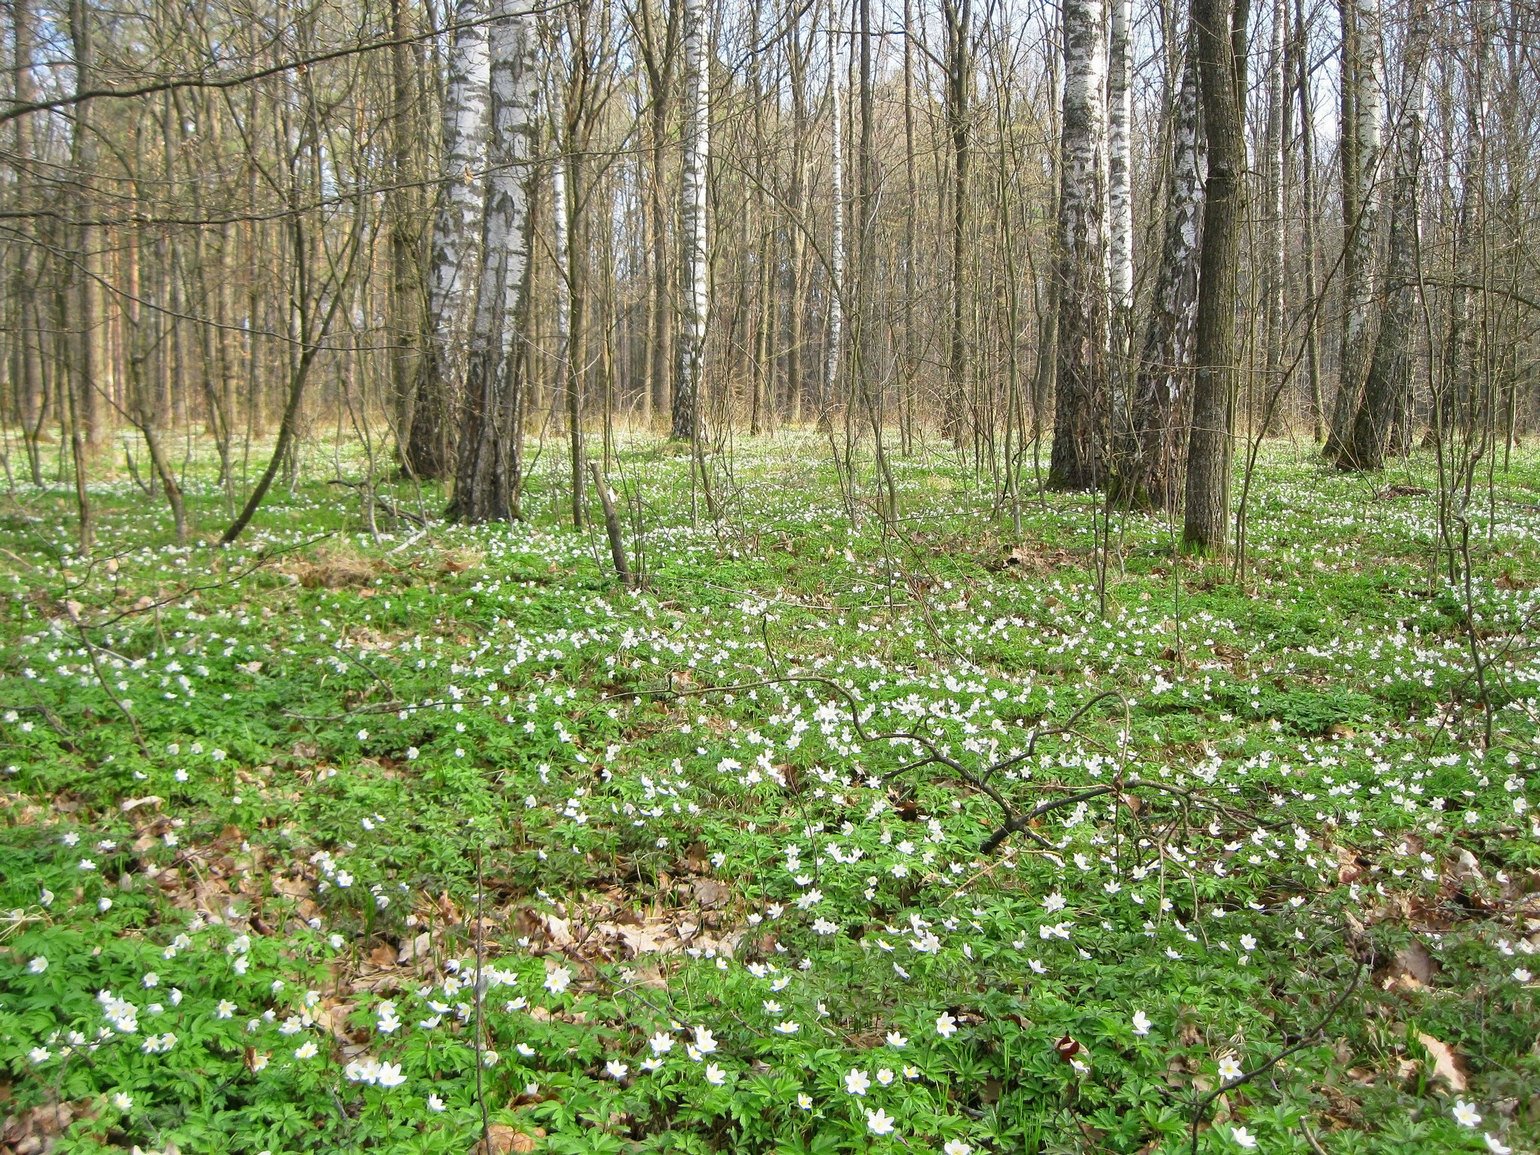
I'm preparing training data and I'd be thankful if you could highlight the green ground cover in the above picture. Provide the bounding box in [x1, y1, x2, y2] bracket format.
[2, 436, 1538, 1154]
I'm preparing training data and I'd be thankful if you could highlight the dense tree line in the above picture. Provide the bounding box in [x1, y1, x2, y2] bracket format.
[2, 0, 1537, 549]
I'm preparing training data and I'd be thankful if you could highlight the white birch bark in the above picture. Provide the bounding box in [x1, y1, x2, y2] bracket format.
[427, 0, 490, 368]
[1263, 0, 1286, 424]
[452, 0, 539, 521]
[825, 3, 844, 420]
[1122, 34, 1204, 511]
[415, 0, 490, 474]
[1049, 0, 1110, 490]
[1344, 0, 1429, 466]
[1106, 0, 1133, 325]
[670, 0, 710, 439]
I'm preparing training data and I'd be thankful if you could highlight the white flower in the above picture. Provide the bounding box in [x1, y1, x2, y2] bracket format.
[29, 1046, 50, 1064]
[704, 1062, 726, 1086]
[28, 956, 48, 974]
[943, 1142, 973, 1155]
[427, 1093, 446, 1112]
[886, 1030, 907, 1047]
[773, 1020, 799, 1035]
[1453, 1100, 1482, 1128]
[1131, 1010, 1152, 1036]
[606, 1060, 629, 1080]
[649, 1031, 674, 1056]
[1043, 892, 1066, 912]
[692, 1025, 718, 1054]
[935, 1010, 958, 1038]
[215, 1000, 237, 1019]
[865, 1107, 896, 1136]
[375, 1062, 407, 1088]
[844, 1068, 871, 1096]
[875, 1067, 895, 1086]
[111, 1091, 133, 1111]
[1513, 968, 1532, 983]
[294, 1040, 319, 1060]
[1217, 1055, 1243, 1083]
[1230, 1125, 1257, 1149]
[796, 1092, 813, 1110]
[1484, 1134, 1512, 1154]
[544, 966, 572, 996]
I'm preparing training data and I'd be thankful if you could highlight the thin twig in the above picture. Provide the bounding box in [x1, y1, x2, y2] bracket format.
[1188, 957, 1367, 1155]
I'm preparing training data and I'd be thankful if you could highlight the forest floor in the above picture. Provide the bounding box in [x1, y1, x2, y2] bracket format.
[2, 433, 1539, 1155]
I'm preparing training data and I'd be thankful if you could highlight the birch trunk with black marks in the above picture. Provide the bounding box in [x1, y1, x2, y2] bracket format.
[1048, 0, 1109, 491]
[1118, 33, 1203, 514]
[1340, 0, 1429, 469]
[1261, 0, 1286, 432]
[671, 0, 709, 440]
[822, 3, 843, 427]
[450, 0, 538, 522]
[1107, 0, 1134, 405]
[413, 0, 490, 480]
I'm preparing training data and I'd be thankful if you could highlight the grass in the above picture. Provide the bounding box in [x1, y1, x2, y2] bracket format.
[1, 432, 1538, 1155]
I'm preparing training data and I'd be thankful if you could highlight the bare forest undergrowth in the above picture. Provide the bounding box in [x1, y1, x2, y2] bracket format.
[2, 434, 1539, 1155]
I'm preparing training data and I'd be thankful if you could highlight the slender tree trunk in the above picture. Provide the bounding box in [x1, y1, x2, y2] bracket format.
[634, 0, 679, 426]
[1261, 0, 1286, 433]
[1183, 0, 1249, 554]
[1294, 0, 1326, 441]
[671, 0, 709, 440]
[822, 1, 843, 429]
[1107, 0, 1135, 421]
[386, 0, 423, 474]
[1325, 0, 1383, 457]
[941, 0, 971, 444]
[67, 0, 102, 450]
[1049, 0, 1110, 491]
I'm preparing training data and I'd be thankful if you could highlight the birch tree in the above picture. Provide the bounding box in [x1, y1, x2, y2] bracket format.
[941, 0, 971, 442]
[1339, 0, 1430, 468]
[1107, 0, 1134, 362]
[670, 0, 709, 440]
[451, 0, 539, 522]
[823, 1, 844, 427]
[1261, 0, 1286, 430]
[1119, 30, 1203, 513]
[1048, 0, 1110, 491]
[411, 0, 490, 480]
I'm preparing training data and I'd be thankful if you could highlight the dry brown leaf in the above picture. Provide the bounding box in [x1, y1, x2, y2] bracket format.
[1380, 940, 1440, 992]
[1415, 1032, 1468, 1092]
[473, 1123, 541, 1154]
[397, 932, 432, 965]
[1449, 849, 1485, 887]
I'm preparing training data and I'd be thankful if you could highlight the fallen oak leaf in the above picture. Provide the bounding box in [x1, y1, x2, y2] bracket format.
[1414, 1031, 1468, 1093]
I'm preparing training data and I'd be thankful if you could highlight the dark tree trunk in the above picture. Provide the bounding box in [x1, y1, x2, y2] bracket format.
[1182, 0, 1249, 554]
